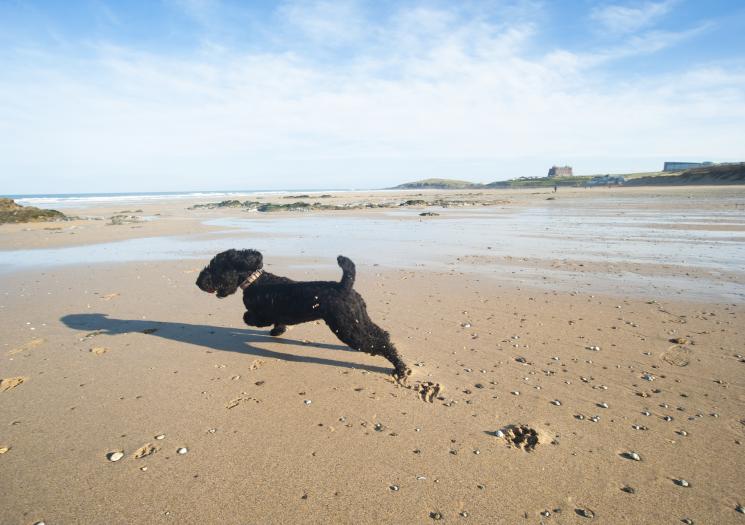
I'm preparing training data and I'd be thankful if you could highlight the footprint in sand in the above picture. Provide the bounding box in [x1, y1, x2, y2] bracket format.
[7, 338, 45, 356]
[0, 377, 28, 392]
[417, 382, 443, 403]
[399, 380, 443, 403]
[394, 368, 444, 403]
[661, 344, 693, 367]
[495, 424, 544, 452]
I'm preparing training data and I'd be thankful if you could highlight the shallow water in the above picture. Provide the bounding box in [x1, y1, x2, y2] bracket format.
[206, 204, 745, 270]
[2, 203, 744, 301]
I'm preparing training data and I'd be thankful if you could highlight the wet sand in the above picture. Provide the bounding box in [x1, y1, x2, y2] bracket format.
[1, 186, 745, 524]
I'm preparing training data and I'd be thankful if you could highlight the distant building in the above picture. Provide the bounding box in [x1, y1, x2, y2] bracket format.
[663, 161, 713, 172]
[547, 166, 573, 178]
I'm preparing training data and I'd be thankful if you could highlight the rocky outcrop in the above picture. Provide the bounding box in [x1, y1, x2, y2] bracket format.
[189, 197, 509, 213]
[0, 198, 67, 224]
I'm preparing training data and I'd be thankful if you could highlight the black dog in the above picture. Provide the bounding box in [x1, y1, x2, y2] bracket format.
[196, 249, 411, 379]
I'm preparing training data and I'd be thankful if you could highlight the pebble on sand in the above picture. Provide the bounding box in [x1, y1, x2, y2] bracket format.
[177, 447, 188, 455]
[551, 399, 562, 406]
[155, 434, 165, 440]
[624, 452, 641, 461]
[674, 479, 690, 487]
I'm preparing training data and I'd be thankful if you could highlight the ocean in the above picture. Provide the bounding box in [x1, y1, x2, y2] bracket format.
[2, 190, 350, 209]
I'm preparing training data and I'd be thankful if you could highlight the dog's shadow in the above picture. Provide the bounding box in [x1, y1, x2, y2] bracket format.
[60, 313, 392, 375]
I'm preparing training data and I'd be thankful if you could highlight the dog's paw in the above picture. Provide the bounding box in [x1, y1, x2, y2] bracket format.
[393, 367, 412, 384]
[269, 325, 287, 337]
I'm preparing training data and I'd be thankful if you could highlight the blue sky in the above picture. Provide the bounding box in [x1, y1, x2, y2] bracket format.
[1, 0, 744, 193]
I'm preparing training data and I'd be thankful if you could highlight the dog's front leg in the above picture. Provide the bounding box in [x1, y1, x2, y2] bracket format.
[243, 310, 271, 327]
[269, 324, 287, 336]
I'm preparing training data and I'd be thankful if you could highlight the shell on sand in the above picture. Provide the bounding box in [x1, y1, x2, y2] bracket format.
[107, 451, 124, 462]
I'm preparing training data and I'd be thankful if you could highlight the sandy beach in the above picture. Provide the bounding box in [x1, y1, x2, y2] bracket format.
[2, 187, 745, 524]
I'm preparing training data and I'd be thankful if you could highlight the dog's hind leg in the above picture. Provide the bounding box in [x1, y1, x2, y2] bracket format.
[324, 312, 410, 379]
[270, 324, 287, 336]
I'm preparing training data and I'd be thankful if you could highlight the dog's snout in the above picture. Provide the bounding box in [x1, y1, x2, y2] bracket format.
[196, 269, 216, 294]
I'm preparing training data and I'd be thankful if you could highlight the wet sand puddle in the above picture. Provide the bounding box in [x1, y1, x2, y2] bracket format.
[1, 201, 744, 301]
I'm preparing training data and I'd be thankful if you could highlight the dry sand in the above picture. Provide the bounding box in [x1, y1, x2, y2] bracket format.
[1, 187, 744, 524]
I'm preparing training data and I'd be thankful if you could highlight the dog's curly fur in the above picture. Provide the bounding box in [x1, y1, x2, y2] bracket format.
[196, 249, 411, 378]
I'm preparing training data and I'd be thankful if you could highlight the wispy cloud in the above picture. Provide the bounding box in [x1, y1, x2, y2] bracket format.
[0, 1, 742, 192]
[590, 0, 676, 35]
[578, 22, 712, 67]
[167, 0, 222, 25]
[278, 0, 368, 47]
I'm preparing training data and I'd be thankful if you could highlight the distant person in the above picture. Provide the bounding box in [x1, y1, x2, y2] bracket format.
[553, 184, 557, 193]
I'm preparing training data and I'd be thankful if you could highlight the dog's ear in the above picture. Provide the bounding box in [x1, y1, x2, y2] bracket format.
[237, 249, 263, 270]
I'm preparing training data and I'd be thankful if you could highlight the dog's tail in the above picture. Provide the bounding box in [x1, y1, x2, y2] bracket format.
[337, 255, 356, 291]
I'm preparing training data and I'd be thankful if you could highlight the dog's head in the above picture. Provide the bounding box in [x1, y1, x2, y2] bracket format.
[196, 249, 263, 298]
